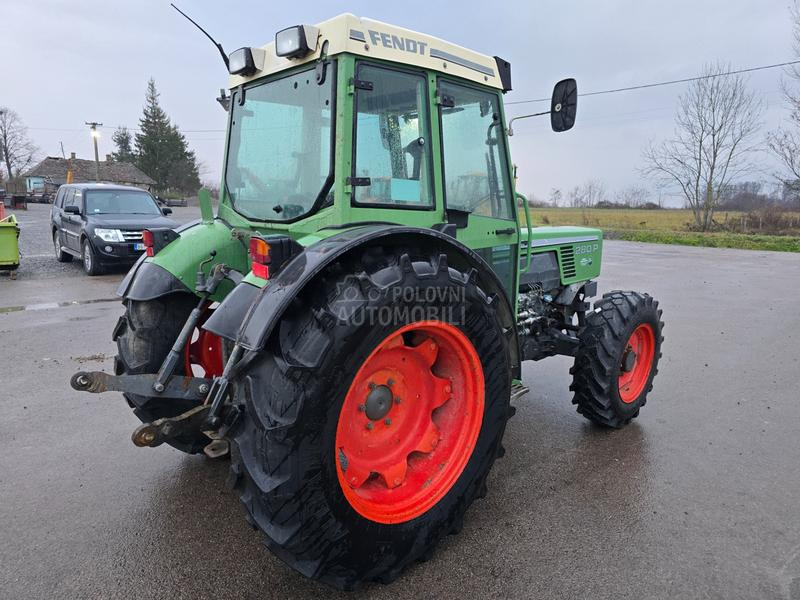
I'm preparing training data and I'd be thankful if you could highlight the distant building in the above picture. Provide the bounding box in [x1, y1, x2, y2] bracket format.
[25, 153, 156, 190]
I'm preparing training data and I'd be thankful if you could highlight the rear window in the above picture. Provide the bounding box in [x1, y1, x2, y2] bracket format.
[84, 190, 160, 215]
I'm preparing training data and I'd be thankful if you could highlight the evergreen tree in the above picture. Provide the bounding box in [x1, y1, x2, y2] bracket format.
[111, 127, 136, 163]
[134, 79, 201, 195]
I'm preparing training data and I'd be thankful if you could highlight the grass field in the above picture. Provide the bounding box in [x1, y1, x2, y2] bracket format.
[525, 208, 800, 252]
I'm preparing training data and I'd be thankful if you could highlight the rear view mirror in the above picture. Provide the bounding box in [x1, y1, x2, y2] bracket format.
[64, 205, 80, 214]
[161, 207, 173, 216]
[551, 78, 577, 132]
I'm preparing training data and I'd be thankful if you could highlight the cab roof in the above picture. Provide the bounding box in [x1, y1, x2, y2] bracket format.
[229, 13, 510, 91]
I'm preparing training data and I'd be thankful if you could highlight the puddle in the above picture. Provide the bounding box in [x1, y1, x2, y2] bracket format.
[0, 297, 119, 314]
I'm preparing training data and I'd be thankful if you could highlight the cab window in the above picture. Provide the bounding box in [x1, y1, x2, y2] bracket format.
[438, 81, 513, 220]
[352, 64, 433, 208]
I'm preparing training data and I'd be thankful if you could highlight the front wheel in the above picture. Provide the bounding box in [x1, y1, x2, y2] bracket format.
[229, 249, 513, 589]
[570, 290, 664, 427]
[81, 239, 101, 276]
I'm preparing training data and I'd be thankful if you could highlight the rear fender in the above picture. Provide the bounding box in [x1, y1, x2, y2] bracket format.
[204, 225, 521, 379]
[117, 219, 249, 302]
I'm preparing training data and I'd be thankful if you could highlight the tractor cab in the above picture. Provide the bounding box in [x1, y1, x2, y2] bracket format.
[214, 14, 580, 299]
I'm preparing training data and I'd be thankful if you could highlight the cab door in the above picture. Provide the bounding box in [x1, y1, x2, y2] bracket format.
[436, 80, 518, 299]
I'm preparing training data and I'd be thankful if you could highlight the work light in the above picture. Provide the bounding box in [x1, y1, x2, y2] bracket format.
[275, 25, 319, 58]
[228, 47, 257, 76]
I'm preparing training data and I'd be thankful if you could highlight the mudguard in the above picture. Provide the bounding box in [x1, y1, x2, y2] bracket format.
[117, 258, 192, 301]
[117, 219, 249, 302]
[204, 225, 521, 379]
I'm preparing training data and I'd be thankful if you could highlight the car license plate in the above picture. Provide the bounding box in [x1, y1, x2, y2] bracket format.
[134, 243, 146, 251]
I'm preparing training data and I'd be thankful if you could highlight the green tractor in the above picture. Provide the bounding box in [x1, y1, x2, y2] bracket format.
[71, 14, 663, 589]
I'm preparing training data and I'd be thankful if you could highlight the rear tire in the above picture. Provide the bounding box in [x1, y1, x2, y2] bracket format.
[114, 295, 211, 454]
[228, 248, 512, 589]
[53, 231, 72, 262]
[570, 290, 664, 428]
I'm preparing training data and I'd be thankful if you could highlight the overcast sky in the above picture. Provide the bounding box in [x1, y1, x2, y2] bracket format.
[2, 0, 794, 206]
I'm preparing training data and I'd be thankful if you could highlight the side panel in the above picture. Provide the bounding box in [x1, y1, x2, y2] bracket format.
[520, 226, 603, 285]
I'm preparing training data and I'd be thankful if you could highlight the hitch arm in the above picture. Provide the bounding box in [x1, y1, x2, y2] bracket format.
[71, 371, 212, 401]
[131, 405, 211, 447]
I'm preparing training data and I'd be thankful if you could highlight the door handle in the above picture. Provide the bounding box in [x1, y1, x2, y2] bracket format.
[495, 228, 516, 235]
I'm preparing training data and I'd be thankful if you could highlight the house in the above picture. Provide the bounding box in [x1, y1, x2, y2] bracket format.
[25, 153, 156, 191]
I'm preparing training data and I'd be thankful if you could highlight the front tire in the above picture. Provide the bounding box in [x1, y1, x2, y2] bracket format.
[570, 290, 664, 427]
[81, 239, 101, 275]
[229, 249, 512, 589]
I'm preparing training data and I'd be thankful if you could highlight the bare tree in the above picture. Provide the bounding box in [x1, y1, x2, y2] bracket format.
[567, 179, 606, 208]
[768, 1, 800, 209]
[0, 107, 38, 179]
[643, 63, 763, 230]
[549, 187, 563, 207]
[617, 185, 650, 207]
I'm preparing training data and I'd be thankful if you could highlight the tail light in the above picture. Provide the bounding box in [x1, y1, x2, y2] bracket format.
[142, 229, 155, 257]
[249, 237, 271, 280]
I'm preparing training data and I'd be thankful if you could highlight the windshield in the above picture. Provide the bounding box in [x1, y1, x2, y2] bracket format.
[224, 64, 334, 221]
[85, 190, 161, 215]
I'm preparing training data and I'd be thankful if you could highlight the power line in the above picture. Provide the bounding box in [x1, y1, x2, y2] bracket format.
[506, 59, 800, 106]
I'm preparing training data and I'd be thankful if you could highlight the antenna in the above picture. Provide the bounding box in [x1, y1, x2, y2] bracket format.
[170, 3, 229, 70]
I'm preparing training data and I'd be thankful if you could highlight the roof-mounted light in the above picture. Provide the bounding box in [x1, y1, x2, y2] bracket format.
[228, 47, 265, 76]
[275, 25, 319, 59]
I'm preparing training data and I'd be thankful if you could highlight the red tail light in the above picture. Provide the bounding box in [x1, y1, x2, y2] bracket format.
[249, 237, 271, 280]
[142, 229, 155, 257]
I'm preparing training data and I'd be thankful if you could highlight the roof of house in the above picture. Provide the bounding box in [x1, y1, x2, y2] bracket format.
[25, 156, 156, 186]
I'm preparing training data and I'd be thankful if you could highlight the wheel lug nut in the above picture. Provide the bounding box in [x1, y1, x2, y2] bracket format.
[384, 418, 391, 426]
[394, 478, 401, 486]
[394, 396, 401, 405]
[445, 384, 452, 394]
[387, 378, 394, 386]
[368, 382, 376, 390]
[365, 422, 374, 430]
[358, 404, 366, 412]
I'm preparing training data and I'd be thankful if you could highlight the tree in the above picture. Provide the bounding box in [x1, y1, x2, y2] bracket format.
[134, 79, 201, 195]
[768, 1, 800, 210]
[111, 127, 136, 163]
[549, 187, 563, 207]
[644, 63, 763, 230]
[617, 185, 650, 207]
[567, 179, 606, 207]
[0, 107, 38, 179]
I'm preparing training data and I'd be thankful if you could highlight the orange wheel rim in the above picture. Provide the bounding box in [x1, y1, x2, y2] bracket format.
[618, 323, 655, 403]
[335, 321, 484, 524]
[184, 309, 224, 378]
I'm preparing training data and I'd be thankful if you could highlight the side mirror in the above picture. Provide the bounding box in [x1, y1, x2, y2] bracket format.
[551, 78, 578, 132]
[161, 207, 173, 216]
[64, 205, 80, 215]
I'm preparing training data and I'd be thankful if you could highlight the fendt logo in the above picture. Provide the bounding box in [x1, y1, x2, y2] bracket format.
[367, 30, 428, 55]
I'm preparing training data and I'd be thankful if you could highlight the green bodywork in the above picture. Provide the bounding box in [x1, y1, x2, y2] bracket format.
[144, 54, 602, 308]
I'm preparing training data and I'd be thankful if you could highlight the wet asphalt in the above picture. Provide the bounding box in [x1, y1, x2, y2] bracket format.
[1, 205, 799, 599]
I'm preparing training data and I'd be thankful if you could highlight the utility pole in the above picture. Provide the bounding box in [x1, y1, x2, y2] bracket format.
[85, 121, 103, 182]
